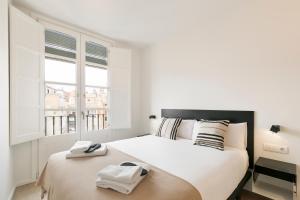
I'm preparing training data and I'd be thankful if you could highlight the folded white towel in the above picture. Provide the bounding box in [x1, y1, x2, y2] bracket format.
[66, 144, 107, 158]
[96, 173, 144, 194]
[122, 162, 150, 172]
[70, 141, 92, 154]
[96, 162, 150, 194]
[97, 165, 142, 184]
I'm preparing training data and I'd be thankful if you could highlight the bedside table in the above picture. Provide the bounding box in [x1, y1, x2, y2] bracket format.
[254, 157, 297, 199]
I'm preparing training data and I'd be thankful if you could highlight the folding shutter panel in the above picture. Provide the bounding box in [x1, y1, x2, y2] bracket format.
[10, 6, 45, 145]
[109, 47, 131, 129]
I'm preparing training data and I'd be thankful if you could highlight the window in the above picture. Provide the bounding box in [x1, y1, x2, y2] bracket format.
[44, 30, 110, 136]
[84, 41, 109, 132]
[9, 6, 131, 145]
[44, 30, 78, 136]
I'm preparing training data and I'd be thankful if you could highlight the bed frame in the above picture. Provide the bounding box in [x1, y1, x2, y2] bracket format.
[161, 109, 254, 200]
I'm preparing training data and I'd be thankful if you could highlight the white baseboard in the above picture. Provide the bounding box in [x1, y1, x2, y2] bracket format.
[8, 178, 36, 200]
[15, 178, 36, 188]
[8, 179, 36, 200]
[8, 186, 15, 200]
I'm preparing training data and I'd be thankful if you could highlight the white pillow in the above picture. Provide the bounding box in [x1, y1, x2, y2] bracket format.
[177, 120, 196, 139]
[224, 122, 247, 150]
[150, 118, 162, 135]
[156, 118, 182, 140]
[192, 120, 230, 151]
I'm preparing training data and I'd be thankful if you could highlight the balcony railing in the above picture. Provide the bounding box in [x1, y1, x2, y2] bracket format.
[45, 109, 107, 136]
[86, 113, 106, 131]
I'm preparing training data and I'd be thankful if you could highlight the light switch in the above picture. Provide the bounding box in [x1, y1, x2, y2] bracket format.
[263, 143, 289, 154]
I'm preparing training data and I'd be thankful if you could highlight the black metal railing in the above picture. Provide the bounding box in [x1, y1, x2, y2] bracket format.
[45, 110, 107, 136]
[86, 113, 106, 132]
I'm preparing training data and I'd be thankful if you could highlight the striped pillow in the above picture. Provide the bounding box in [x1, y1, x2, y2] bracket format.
[156, 118, 182, 140]
[193, 120, 230, 151]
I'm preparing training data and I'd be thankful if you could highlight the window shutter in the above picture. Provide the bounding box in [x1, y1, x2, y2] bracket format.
[9, 6, 45, 145]
[45, 29, 76, 59]
[86, 41, 108, 66]
[109, 47, 131, 129]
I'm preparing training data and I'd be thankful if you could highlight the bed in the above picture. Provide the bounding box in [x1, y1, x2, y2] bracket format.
[37, 109, 254, 200]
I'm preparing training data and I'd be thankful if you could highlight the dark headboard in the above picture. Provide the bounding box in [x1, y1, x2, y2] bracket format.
[161, 109, 254, 169]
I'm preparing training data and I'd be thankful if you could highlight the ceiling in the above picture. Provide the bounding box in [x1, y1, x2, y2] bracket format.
[13, 0, 238, 47]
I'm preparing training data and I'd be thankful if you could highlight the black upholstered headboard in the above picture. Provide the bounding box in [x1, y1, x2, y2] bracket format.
[161, 109, 255, 169]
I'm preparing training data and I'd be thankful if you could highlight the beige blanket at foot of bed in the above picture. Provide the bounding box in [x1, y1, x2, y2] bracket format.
[37, 146, 202, 200]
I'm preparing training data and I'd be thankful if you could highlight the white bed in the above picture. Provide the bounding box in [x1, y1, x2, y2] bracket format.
[109, 135, 249, 200]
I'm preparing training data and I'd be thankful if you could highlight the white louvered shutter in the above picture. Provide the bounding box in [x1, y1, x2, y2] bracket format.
[109, 47, 131, 129]
[45, 29, 76, 59]
[10, 6, 45, 145]
[85, 41, 108, 66]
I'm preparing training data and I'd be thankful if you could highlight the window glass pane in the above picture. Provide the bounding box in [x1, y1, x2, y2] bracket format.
[85, 87, 107, 109]
[85, 66, 107, 87]
[45, 58, 76, 84]
[44, 29, 78, 136]
[45, 83, 77, 136]
[45, 83, 76, 110]
[85, 87, 108, 131]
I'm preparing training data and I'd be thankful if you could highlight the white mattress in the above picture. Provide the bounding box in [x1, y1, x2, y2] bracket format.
[109, 135, 248, 200]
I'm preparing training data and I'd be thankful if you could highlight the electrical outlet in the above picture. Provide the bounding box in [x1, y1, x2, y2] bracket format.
[263, 143, 289, 154]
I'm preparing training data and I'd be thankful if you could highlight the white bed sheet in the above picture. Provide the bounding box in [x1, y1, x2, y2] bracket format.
[109, 135, 248, 200]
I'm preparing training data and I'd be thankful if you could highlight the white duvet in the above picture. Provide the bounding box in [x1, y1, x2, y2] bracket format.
[109, 135, 248, 200]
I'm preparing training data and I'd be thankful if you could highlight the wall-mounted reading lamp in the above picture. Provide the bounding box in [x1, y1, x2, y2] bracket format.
[270, 125, 280, 133]
[149, 115, 156, 119]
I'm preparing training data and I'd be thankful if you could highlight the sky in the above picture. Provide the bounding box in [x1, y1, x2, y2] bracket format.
[45, 58, 107, 87]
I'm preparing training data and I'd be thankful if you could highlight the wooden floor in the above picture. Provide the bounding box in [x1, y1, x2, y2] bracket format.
[12, 183, 41, 200]
[13, 183, 272, 200]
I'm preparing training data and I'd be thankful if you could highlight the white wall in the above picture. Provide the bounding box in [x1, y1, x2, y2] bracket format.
[141, 1, 300, 199]
[0, 0, 15, 199]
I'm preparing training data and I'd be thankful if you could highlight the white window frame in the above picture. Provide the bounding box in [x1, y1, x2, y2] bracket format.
[40, 21, 82, 137]
[80, 34, 111, 134]
[41, 21, 112, 137]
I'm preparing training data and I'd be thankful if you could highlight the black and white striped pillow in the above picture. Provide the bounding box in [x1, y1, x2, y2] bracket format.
[156, 118, 182, 140]
[193, 120, 230, 151]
